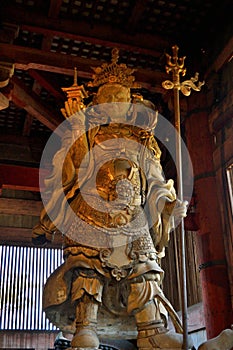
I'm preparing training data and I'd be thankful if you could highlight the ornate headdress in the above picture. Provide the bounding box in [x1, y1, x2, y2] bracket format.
[89, 48, 136, 88]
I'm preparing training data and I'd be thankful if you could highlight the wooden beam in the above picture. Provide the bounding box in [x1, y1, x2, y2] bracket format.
[205, 35, 233, 76]
[209, 87, 233, 133]
[15, 62, 79, 77]
[0, 43, 167, 92]
[21, 23, 163, 58]
[23, 80, 42, 136]
[0, 164, 38, 188]
[22, 114, 34, 136]
[48, 0, 63, 18]
[0, 22, 19, 44]
[213, 35, 233, 72]
[0, 162, 49, 190]
[10, 76, 65, 134]
[2, 4, 168, 55]
[126, 0, 150, 33]
[41, 34, 54, 51]
[0, 43, 96, 76]
[0, 198, 43, 216]
[0, 226, 62, 247]
[2, 184, 40, 193]
[28, 69, 65, 101]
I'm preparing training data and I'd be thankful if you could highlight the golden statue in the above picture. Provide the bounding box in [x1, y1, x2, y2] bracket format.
[33, 48, 193, 350]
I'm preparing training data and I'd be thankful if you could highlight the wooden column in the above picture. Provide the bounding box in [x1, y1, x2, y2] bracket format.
[185, 93, 233, 339]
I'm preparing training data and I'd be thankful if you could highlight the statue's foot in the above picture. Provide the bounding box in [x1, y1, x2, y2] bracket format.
[137, 326, 194, 350]
[71, 328, 99, 349]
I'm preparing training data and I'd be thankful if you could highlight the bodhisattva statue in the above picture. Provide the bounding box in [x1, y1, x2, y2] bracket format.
[32, 49, 194, 350]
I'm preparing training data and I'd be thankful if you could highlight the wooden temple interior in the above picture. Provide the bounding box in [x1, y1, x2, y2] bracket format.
[0, 0, 232, 349]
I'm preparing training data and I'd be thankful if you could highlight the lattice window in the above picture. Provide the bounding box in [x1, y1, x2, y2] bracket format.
[0, 245, 63, 330]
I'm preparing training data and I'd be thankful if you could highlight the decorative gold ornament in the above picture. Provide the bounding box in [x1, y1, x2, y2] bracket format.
[162, 45, 205, 95]
[88, 48, 136, 88]
[60, 67, 88, 119]
[62, 67, 88, 100]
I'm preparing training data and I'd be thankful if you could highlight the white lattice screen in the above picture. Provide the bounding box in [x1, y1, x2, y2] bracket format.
[0, 245, 63, 330]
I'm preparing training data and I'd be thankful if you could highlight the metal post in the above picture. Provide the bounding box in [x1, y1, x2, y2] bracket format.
[162, 45, 204, 350]
[174, 85, 188, 350]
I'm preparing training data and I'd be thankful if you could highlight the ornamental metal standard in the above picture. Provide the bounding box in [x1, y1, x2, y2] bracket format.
[162, 45, 204, 350]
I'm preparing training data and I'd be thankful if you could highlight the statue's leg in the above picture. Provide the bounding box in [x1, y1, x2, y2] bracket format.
[128, 274, 193, 350]
[70, 272, 103, 349]
[135, 300, 187, 350]
[71, 294, 100, 349]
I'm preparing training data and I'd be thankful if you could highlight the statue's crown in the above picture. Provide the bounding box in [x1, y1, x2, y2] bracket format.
[89, 48, 136, 88]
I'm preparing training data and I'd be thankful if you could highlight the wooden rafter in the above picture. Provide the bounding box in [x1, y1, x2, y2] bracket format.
[28, 69, 65, 101]
[48, 0, 63, 19]
[0, 226, 62, 247]
[0, 198, 43, 216]
[10, 76, 64, 134]
[209, 35, 233, 74]
[126, 0, 150, 33]
[0, 164, 49, 189]
[20, 24, 163, 58]
[1, 3, 168, 54]
[0, 43, 167, 92]
[0, 42, 99, 76]
[23, 80, 42, 136]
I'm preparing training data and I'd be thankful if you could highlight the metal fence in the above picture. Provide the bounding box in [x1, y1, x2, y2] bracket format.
[0, 245, 63, 330]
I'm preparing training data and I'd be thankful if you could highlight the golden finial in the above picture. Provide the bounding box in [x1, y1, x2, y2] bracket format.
[88, 48, 136, 88]
[61, 67, 88, 100]
[73, 67, 78, 86]
[162, 45, 204, 95]
[60, 68, 88, 118]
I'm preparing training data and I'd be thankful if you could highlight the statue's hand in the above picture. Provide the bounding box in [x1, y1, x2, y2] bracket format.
[61, 99, 86, 133]
[173, 199, 188, 218]
[61, 98, 85, 122]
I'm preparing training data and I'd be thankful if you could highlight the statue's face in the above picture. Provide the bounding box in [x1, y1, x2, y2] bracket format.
[95, 83, 131, 121]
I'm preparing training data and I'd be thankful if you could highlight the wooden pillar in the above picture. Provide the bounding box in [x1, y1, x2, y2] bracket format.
[185, 93, 233, 339]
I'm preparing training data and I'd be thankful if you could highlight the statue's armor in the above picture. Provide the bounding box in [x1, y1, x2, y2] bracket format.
[64, 123, 162, 280]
